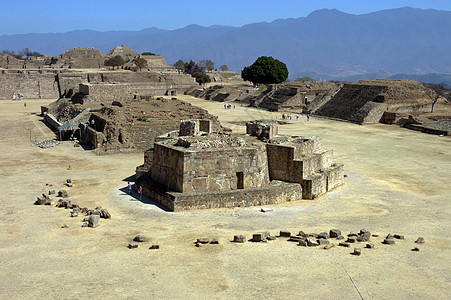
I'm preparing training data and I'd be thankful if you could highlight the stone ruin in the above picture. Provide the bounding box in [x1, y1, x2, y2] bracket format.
[135, 120, 344, 211]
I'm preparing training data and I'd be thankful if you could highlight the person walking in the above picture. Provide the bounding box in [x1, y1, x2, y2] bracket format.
[138, 186, 143, 200]
[128, 182, 132, 194]
[307, 114, 310, 121]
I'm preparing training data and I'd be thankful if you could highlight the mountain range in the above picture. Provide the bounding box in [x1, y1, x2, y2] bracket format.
[1, 7, 451, 81]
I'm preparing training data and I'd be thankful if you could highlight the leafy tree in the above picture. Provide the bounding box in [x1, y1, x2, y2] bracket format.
[183, 60, 196, 74]
[199, 60, 215, 71]
[219, 65, 229, 71]
[104, 55, 125, 69]
[241, 56, 288, 84]
[174, 59, 185, 70]
[134, 57, 148, 71]
[141, 52, 156, 55]
[424, 83, 446, 113]
[192, 72, 211, 85]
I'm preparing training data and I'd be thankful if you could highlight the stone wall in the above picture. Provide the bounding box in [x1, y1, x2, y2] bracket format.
[151, 143, 185, 192]
[0, 72, 59, 100]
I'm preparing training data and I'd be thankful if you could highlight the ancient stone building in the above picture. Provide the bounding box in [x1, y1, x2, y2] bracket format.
[136, 120, 344, 211]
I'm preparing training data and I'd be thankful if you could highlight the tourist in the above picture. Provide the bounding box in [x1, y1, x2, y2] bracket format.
[128, 182, 132, 194]
[307, 114, 310, 121]
[24, 102, 26, 108]
[138, 186, 143, 199]
[296, 115, 299, 120]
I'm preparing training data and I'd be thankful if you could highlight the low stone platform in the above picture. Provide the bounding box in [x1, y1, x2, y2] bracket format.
[139, 178, 302, 211]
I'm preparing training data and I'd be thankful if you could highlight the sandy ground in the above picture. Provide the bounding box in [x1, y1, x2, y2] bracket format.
[0, 97, 450, 299]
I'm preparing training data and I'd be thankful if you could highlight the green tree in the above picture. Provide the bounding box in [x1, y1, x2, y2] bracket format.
[199, 60, 215, 71]
[104, 55, 125, 70]
[219, 65, 229, 71]
[174, 59, 185, 70]
[134, 57, 148, 71]
[192, 72, 211, 85]
[241, 56, 288, 84]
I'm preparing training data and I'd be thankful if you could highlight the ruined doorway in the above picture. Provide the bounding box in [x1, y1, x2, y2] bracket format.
[236, 172, 244, 189]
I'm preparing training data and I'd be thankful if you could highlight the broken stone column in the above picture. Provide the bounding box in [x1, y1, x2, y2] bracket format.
[88, 214, 100, 228]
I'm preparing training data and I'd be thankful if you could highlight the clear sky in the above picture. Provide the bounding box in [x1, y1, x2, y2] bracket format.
[1, 0, 450, 35]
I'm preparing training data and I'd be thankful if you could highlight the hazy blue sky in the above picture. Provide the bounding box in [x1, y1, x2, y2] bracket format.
[1, 0, 450, 35]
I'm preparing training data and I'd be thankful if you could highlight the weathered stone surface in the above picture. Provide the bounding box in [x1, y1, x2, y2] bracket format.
[339, 242, 351, 247]
[210, 239, 219, 244]
[279, 230, 291, 237]
[307, 237, 319, 247]
[415, 237, 425, 244]
[197, 238, 210, 244]
[233, 235, 246, 243]
[329, 229, 341, 238]
[365, 243, 375, 249]
[353, 248, 362, 256]
[133, 235, 147, 242]
[394, 234, 404, 240]
[383, 238, 395, 245]
[128, 242, 138, 249]
[150, 243, 160, 249]
[58, 190, 69, 198]
[317, 238, 330, 245]
[88, 214, 100, 228]
[298, 239, 308, 247]
[318, 232, 329, 239]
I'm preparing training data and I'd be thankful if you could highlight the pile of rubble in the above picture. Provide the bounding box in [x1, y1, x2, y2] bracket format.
[128, 235, 160, 250]
[35, 140, 60, 148]
[33, 179, 111, 228]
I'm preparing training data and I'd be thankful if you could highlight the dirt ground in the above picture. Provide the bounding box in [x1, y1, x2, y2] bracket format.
[0, 97, 450, 299]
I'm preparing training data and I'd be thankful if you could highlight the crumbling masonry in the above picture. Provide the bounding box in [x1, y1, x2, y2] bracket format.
[136, 120, 344, 211]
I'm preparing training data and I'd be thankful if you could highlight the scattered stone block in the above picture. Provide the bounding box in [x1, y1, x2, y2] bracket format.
[288, 236, 303, 242]
[329, 229, 341, 238]
[150, 243, 160, 250]
[365, 243, 374, 249]
[253, 233, 265, 242]
[297, 231, 308, 237]
[386, 233, 394, 239]
[372, 234, 379, 237]
[346, 236, 357, 243]
[279, 230, 291, 237]
[88, 214, 100, 228]
[81, 223, 88, 227]
[100, 209, 111, 219]
[70, 211, 78, 217]
[61, 224, 68, 228]
[58, 190, 68, 198]
[412, 247, 420, 252]
[359, 230, 371, 242]
[266, 236, 277, 241]
[317, 238, 330, 245]
[128, 242, 138, 249]
[56, 199, 71, 209]
[339, 242, 350, 247]
[383, 238, 395, 245]
[309, 233, 318, 237]
[348, 232, 358, 237]
[233, 235, 246, 243]
[318, 232, 329, 239]
[298, 239, 307, 247]
[394, 234, 404, 240]
[353, 248, 362, 256]
[83, 217, 89, 222]
[49, 190, 55, 195]
[34, 195, 47, 205]
[306, 237, 319, 247]
[210, 239, 219, 244]
[66, 179, 72, 184]
[415, 237, 425, 244]
[80, 207, 88, 213]
[324, 243, 335, 250]
[195, 243, 202, 247]
[197, 238, 210, 244]
[133, 235, 147, 242]
[336, 235, 344, 240]
[66, 182, 73, 187]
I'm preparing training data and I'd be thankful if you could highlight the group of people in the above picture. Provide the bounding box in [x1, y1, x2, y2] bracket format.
[280, 113, 310, 121]
[224, 104, 235, 109]
[127, 182, 143, 200]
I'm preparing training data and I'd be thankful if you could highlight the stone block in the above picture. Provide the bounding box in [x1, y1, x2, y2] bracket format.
[365, 243, 374, 249]
[210, 239, 219, 244]
[34, 195, 47, 205]
[323, 243, 335, 250]
[317, 238, 330, 245]
[150, 243, 160, 250]
[58, 190, 69, 198]
[394, 234, 404, 240]
[386, 233, 393, 239]
[128, 242, 138, 249]
[383, 238, 395, 245]
[339, 242, 350, 247]
[353, 248, 362, 256]
[336, 235, 344, 240]
[415, 237, 425, 244]
[288, 236, 304, 242]
[70, 211, 78, 217]
[297, 231, 308, 237]
[233, 235, 246, 243]
[348, 232, 358, 237]
[66, 182, 73, 187]
[279, 230, 291, 237]
[100, 209, 111, 219]
[346, 236, 357, 243]
[329, 229, 341, 238]
[134, 235, 147, 242]
[298, 239, 307, 247]
[266, 236, 277, 241]
[88, 214, 100, 228]
[49, 190, 55, 195]
[196, 238, 210, 244]
[253, 233, 265, 242]
[66, 179, 72, 183]
[412, 247, 420, 252]
[306, 237, 319, 247]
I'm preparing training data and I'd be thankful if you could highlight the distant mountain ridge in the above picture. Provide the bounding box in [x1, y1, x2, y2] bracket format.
[1, 7, 451, 79]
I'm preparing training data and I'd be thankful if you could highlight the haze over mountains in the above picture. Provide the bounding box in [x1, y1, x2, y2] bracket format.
[1, 7, 451, 81]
